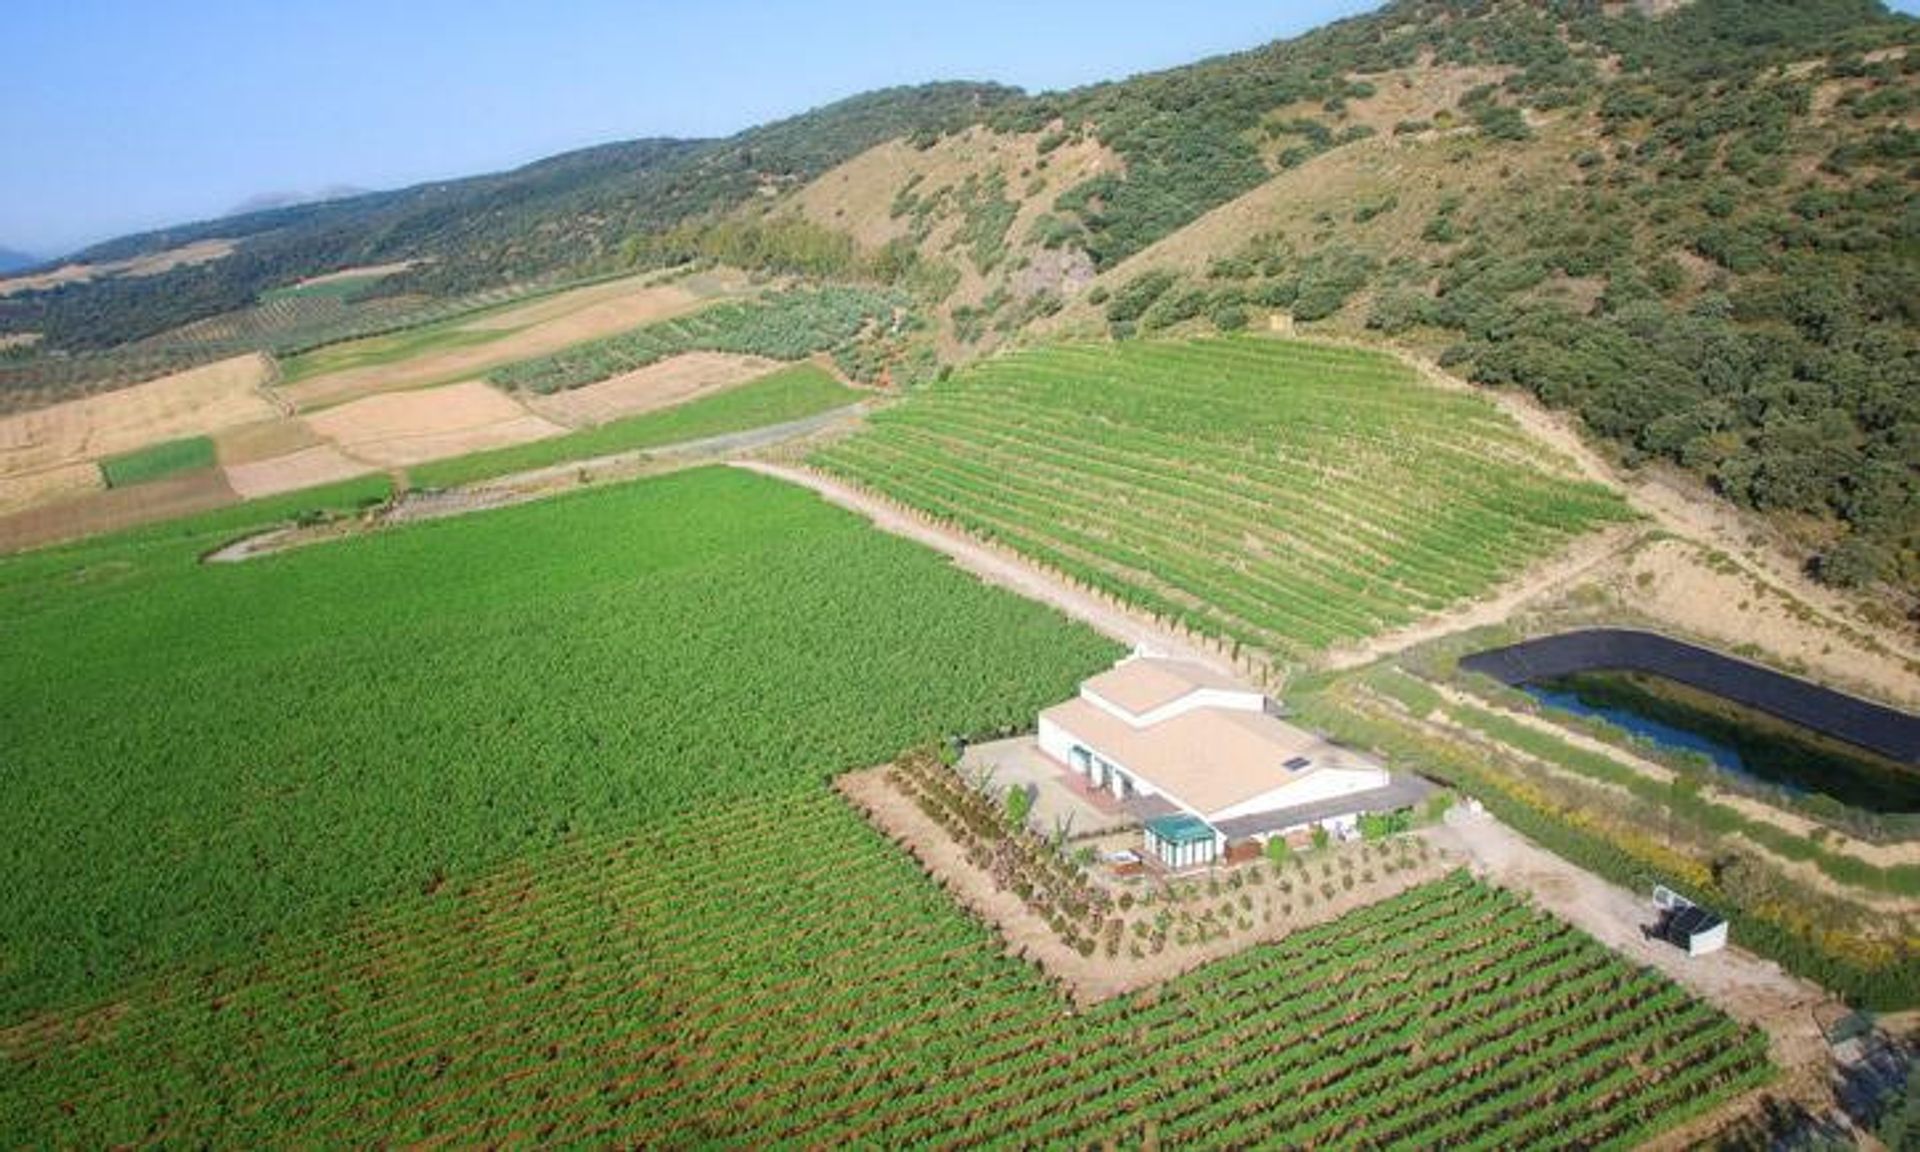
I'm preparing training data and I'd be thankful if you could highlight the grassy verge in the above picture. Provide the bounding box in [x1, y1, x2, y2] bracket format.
[411, 362, 860, 489]
[276, 320, 508, 383]
[99, 436, 216, 488]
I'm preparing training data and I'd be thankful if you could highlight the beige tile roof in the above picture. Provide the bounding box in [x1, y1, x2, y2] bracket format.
[1082, 656, 1251, 717]
[1041, 696, 1336, 816]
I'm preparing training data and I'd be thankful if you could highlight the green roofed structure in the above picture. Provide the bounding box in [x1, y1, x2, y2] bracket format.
[1145, 814, 1217, 871]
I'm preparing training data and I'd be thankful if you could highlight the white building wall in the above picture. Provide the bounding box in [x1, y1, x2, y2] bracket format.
[1207, 766, 1391, 823]
[1035, 716, 1163, 801]
[1037, 714, 1078, 766]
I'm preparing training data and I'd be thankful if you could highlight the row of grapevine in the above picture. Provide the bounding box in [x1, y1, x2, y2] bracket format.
[3, 787, 1773, 1146]
[815, 335, 1633, 665]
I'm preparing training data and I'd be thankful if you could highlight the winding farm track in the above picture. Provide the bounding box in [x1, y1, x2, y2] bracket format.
[730, 460, 1228, 672]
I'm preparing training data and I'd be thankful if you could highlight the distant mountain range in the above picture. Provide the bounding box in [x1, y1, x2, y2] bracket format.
[0, 247, 39, 275]
[0, 0, 1913, 588]
[225, 186, 373, 218]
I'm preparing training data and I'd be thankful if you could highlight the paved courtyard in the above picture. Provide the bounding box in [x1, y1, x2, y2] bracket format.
[959, 736, 1140, 839]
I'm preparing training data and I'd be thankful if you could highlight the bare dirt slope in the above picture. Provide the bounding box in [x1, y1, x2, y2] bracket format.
[1044, 117, 1586, 337]
[788, 125, 1119, 354]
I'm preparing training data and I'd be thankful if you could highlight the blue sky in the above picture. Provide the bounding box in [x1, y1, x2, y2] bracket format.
[3, 1, 1914, 256]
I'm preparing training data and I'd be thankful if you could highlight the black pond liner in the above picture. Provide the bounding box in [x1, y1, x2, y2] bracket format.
[1458, 628, 1920, 768]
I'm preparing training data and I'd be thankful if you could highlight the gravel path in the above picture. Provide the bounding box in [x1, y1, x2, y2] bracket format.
[731, 460, 1230, 672]
[1427, 806, 1843, 1122]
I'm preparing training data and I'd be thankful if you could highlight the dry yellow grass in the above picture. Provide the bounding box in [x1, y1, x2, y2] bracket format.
[214, 418, 322, 466]
[292, 261, 417, 289]
[0, 239, 235, 297]
[0, 461, 103, 515]
[303, 381, 563, 468]
[224, 446, 377, 500]
[523, 351, 782, 428]
[282, 273, 743, 410]
[0, 353, 277, 479]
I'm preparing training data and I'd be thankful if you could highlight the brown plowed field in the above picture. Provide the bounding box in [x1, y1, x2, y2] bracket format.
[213, 418, 322, 466]
[0, 468, 236, 552]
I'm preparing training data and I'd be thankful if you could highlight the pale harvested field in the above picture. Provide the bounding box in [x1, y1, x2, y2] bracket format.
[293, 261, 416, 288]
[282, 273, 739, 410]
[224, 445, 377, 500]
[214, 418, 321, 466]
[0, 354, 276, 478]
[0, 461, 102, 515]
[0, 469, 236, 553]
[0, 239, 235, 297]
[524, 351, 781, 428]
[304, 381, 563, 468]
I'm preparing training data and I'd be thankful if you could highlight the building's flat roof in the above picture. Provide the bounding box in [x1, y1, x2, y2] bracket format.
[1043, 694, 1379, 817]
[1211, 773, 1435, 840]
[1083, 656, 1251, 717]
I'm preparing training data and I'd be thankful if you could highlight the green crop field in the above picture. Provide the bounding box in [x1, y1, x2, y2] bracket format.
[410, 362, 861, 489]
[98, 434, 216, 487]
[816, 336, 1633, 663]
[0, 459, 1766, 1147]
[491, 285, 905, 394]
[275, 313, 511, 383]
[0, 466, 1116, 1017]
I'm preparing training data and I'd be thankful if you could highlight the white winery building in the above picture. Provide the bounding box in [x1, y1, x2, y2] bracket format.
[1038, 653, 1428, 869]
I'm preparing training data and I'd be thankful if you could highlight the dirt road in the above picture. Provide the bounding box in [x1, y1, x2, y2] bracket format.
[732, 460, 1229, 672]
[1428, 806, 1841, 1116]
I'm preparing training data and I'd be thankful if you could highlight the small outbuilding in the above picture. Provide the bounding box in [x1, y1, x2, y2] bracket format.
[1651, 885, 1728, 956]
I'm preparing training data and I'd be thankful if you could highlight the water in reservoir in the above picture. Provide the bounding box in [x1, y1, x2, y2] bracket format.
[1520, 671, 1920, 814]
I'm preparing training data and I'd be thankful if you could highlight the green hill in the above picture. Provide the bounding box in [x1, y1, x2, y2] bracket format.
[3, 0, 1914, 591]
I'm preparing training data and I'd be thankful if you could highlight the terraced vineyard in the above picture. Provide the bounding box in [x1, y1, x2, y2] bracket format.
[0, 810, 1770, 1146]
[816, 337, 1632, 663]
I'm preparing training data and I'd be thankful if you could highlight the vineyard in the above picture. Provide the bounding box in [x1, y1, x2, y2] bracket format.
[0, 796, 1772, 1147]
[0, 465, 1116, 1015]
[1301, 663, 1920, 1009]
[490, 285, 907, 393]
[815, 336, 1632, 664]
